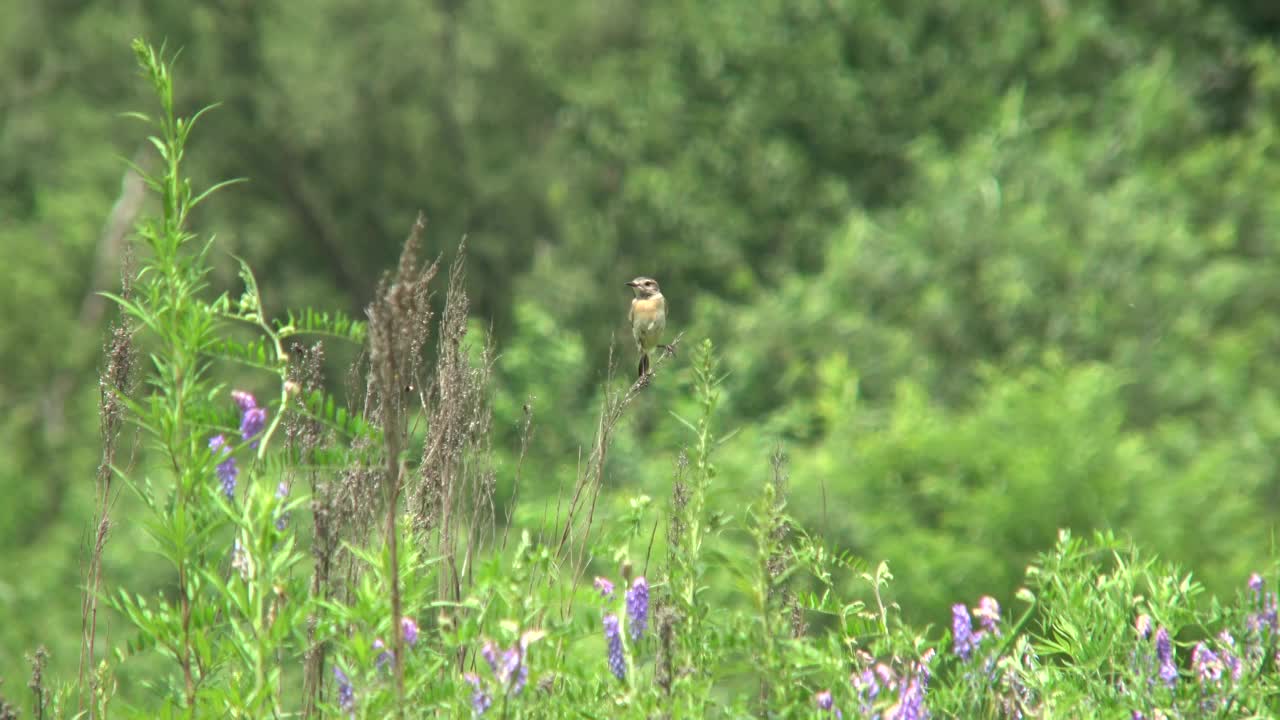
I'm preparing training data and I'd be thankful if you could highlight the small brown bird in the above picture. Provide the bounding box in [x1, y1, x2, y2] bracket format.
[626, 276, 667, 378]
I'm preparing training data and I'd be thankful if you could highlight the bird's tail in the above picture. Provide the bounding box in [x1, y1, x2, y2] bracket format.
[638, 353, 650, 378]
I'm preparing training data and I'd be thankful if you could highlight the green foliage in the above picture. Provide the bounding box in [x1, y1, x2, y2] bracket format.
[27, 62, 932, 715]
[5, 1, 1280, 716]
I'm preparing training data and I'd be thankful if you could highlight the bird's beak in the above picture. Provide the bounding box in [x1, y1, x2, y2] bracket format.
[625, 281, 637, 287]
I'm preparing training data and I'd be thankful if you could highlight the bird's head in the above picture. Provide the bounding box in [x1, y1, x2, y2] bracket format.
[626, 276, 662, 299]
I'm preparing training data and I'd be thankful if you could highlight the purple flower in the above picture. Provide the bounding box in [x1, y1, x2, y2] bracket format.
[854, 668, 882, 698]
[481, 640, 499, 674]
[863, 670, 883, 697]
[1132, 713, 1145, 720]
[626, 576, 649, 641]
[373, 638, 391, 671]
[498, 647, 518, 684]
[890, 676, 928, 720]
[1192, 642, 1223, 683]
[1155, 627, 1177, 688]
[1245, 579, 1277, 660]
[815, 689, 842, 717]
[232, 390, 267, 448]
[852, 657, 931, 720]
[952, 604, 977, 661]
[333, 666, 355, 716]
[503, 647, 527, 694]
[210, 434, 237, 499]
[274, 481, 289, 530]
[917, 649, 936, 684]
[593, 576, 615, 600]
[231, 390, 256, 412]
[814, 686, 844, 712]
[1135, 614, 1152, 640]
[242, 407, 266, 445]
[853, 668, 882, 716]
[1252, 590, 1280, 672]
[973, 596, 1001, 635]
[1218, 631, 1242, 681]
[604, 613, 626, 681]
[875, 662, 896, 688]
[217, 459, 238, 499]
[479, 639, 527, 695]
[402, 617, 419, 647]
[464, 672, 491, 716]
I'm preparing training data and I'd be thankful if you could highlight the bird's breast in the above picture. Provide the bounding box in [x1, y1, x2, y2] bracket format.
[630, 295, 667, 345]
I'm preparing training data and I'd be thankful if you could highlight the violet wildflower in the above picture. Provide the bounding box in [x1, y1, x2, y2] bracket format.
[626, 576, 649, 640]
[498, 646, 517, 685]
[1250, 590, 1280, 670]
[815, 689, 842, 717]
[501, 646, 527, 694]
[274, 481, 289, 530]
[464, 672, 492, 716]
[232, 390, 267, 448]
[855, 661, 896, 717]
[479, 638, 529, 695]
[891, 676, 928, 720]
[210, 434, 237, 500]
[974, 596, 1001, 635]
[952, 603, 977, 661]
[232, 389, 256, 412]
[402, 616, 419, 647]
[1135, 614, 1152, 640]
[1246, 574, 1278, 647]
[513, 629, 544, 694]
[604, 613, 626, 681]
[875, 662, 896, 688]
[853, 668, 882, 715]
[917, 648, 936, 684]
[1218, 631, 1242, 681]
[514, 662, 529, 695]
[1132, 713, 1145, 720]
[593, 576, 615, 600]
[1192, 643, 1223, 684]
[855, 668, 882, 698]
[852, 657, 932, 720]
[333, 666, 355, 716]
[373, 638, 391, 671]
[481, 640, 499, 675]
[1155, 627, 1177, 688]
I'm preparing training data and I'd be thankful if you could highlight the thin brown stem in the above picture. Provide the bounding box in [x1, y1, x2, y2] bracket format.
[555, 333, 684, 560]
[79, 266, 136, 718]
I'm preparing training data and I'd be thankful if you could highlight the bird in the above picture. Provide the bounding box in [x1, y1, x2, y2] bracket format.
[626, 276, 667, 378]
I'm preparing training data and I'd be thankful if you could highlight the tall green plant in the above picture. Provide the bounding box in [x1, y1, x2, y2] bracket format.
[96, 41, 362, 718]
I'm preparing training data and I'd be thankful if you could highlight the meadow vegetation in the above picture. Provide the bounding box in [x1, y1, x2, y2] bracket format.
[4, 2, 1280, 717]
